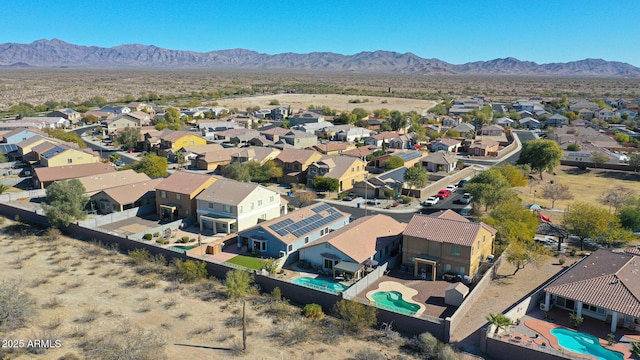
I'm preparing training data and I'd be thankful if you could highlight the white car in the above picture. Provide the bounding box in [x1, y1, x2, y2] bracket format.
[445, 184, 458, 193]
[422, 196, 440, 206]
[459, 193, 472, 204]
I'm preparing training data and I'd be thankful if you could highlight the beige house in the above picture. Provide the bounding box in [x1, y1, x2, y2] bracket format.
[32, 163, 116, 189]
[91, 178, 163, 214]
[40, 145, 100, 167]
[155, 171, 216, 221]
[76, 169, 151, 196]
[274, 148, 323, 184]
[195, 177, 283, 235]
[106, 116, 139, 134]
[306, 155, 368, 192]
[402, 210, 496, 281]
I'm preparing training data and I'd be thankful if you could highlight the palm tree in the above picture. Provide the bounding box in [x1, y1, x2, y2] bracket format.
[486, 313, 513, 335]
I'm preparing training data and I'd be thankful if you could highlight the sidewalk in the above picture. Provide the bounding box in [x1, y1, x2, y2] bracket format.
[320, 197, 423, 214]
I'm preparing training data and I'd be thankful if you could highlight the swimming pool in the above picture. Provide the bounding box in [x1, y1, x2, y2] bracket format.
[292, 277, 349, 294]
[550, 328, 623, 360]
[371, 291, 421, 315]
[168, 245, 196, 254]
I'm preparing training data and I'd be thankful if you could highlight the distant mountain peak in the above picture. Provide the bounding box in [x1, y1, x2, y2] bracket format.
[0, 39, 638, 77]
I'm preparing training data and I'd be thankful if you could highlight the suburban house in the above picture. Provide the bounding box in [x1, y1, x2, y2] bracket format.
[156, 131, 207, 155]
[214, 128, 260, 146]
[402, 210, 497, 281]
[495, 117, 515, 127]
[126, 102, 156, 116]
[340, 145, 380, 162]
[100, 105, 131, 114]
[541, 249, 640, 333]
[229, 147, 281, 165]
[105, 116, 139, 134]
[467, 139, 500, 156]
[155, 171, 216, 221]
[276, 130, 318, 149]
[363, 131, 404, 147]
[452, 123, 476, 138]
[421, 151, 458, 173]
[292, 121, 332, 134]
[334, 127, 373, 142]
[260, 127, 291, 142]
[47, 109, 81, 124]
[1, 128, 44, 144]
[32, 162, 116, 189]
[306, 155, 367, 192]
[236, 202, 350, 258]
[288, 111, 325, 126]
[168, 143, 224, 164]
[39, 145, 100, 167]
[91, 178, 163, 214]
[441, 117, 463, 128]
[270, 106, 290, 120]
[546, 113, 569, 128]
[76, 169, 151, 196]
[428, 138, 462, 152]
[19, 117, 69, 128]
[192, 148, 239, 171]
[195, 177, 282, 235]
[312, 141, 356, 156]
[274, 148, 323, 184]
[299, 214, 406, 278]
[388, 133, 417, 149]
[519, 117, 541, 130]
[480, 124, 504, 137]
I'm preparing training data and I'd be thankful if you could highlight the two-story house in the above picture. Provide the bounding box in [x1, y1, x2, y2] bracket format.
[402, 210, 496, 281]
[306, 155, 367, 192]
[288, 111, 325, 126]
[158, 131, 207, 155]
[274, 148, 323, 184]
[155, 171, 216, 221]
[39, 145, 100, 167]
[236, 202, 350, 258]
[1, 128, 44, 144]
[105, 116, 139, 135]
[195, 177, 282, 235]
[47, 109, 82, 124]
[276, 130, 318, 149]
[546, 113, 569, 128]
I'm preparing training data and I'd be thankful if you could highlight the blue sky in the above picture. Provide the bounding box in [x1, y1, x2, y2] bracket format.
[3, 0, 640, 66]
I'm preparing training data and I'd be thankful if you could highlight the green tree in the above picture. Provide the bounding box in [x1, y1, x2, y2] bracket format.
[163, 107, 182, 130]
[590, 152, 609, 168]
[563, 202, 619, 250]
[566, 143, 580, 151]
[382, 156, 404, 170]
[445, 129, 460, 138]
[132, 153, 168, 178]
[261, 160, 283, 180]
[495, 164, 528, 187]
[484, 198, 539, 245]
[109, 153, 121, 164]
[619, 201, 640, 232]
[505, 240, 547, 275]
[333, 300, 377, 333]
[173, 259, 207, 282]
[312, 176, 339, 192]
[465, 168, 515, 211]
[44, 129, 86, 148]
[293, 190, 316, 207]
[615, 132, 631, 144]
[351, 107, 368, 120]
[373, 108, 391, 119]
[404, 165, 429, 189]
[221, 162, 252, 182]
[224, 269, 254, 299]
[333, 112, 357, 124]
[486, 313, 513, 334]
[113, 127, 141, 151]
[629, 153, 640, 172]
[42, 179, 89, 228]
[388, 111, 407, 131]
[0, 153, 7, 163]
[518, 139, 563, 180]
[81, 113, 100, 125]
[427, 103, 447, 116]
[9, 102, 36, 118]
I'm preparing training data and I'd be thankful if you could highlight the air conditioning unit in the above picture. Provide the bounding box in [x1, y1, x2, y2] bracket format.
[487, 254, 495, 262]
[540, 303, 550, 312]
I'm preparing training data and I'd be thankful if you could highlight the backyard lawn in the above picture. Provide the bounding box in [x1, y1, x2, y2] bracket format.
[225, 255, 268, 270]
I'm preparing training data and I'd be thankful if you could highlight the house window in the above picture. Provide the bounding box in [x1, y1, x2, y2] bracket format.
[160, 190, 167, 199]
[176, 194, 181, 200]
[444, 264, 451, 272]
[450, 245, 461, 256]
[320, 229, 325, 236]
[260, 213, 266, 220]
[555, 296, 566, 307]
[325, 227, 329, 233]
[250, 202, 254, 210]
[239, 206, 243, 214]
[323, 258, 337, 270]
[258, 200, 263, 207]
[252, 239, 266, 252]
[223, 205, 232, 213]
[288, 244, 293, 252]
[304, 237, 309, 244]
[208, 202, 214, 209]
[270, 196, 274, 202]
[456, 266, 465, 275]
[67, 159, 72, 164]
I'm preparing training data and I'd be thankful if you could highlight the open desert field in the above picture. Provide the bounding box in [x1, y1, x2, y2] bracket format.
[0, 221, 463, 360]
[218, 93, 438, 115]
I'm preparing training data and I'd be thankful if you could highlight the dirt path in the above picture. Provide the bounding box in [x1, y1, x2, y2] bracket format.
[451, 256, 574, 354]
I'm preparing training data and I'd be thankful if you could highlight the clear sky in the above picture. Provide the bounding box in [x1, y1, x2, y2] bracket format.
[3, 0, 640, 66]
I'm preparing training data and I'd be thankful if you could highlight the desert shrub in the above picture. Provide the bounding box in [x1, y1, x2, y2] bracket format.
[156, 239, 168, 245]
[558, 255, 566, 265]
[437, 344, 459, 360]
[262, 258, 279, 274]
[269, 99, 280, 105]
[180, 236, 190, 243]
[142, 233, 152, 241]
[0, 280, 34, 331]
[303, 303, 325, 320]
[353, 348, 385, 360]
[127, 248, 151, 265]
[153, 232, 160, 237]
[224, 269, 254, 299]
[401, 196, 412, 204]
[411, 332, 439, 355]
[173, 259, 207, 283]
[333, 300, 377, 333]
[81, 326, 166, 360]
[43, 227, 62, 241]
[57, 352, 82, 360]
[271, 287, 282, 301]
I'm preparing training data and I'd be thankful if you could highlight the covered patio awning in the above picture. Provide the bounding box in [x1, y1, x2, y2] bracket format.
[335, 261, 365, 274]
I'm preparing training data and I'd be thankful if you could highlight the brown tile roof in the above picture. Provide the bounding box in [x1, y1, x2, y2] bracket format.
[341, 145, 381, 158]
[275, 148, 321, 164]
[429, 209, 470, 222]
[34, 163, 116, 183]
[311, 155, 365, 180]
[260, 127, 290, 137]
[76, 169, 151, 194]
[155, 171, 215, 195]
[423, 151, 457, 165]
[216, 128, 257, 138]
[312, 141, 353, 153]
[544, 250, 640, 316]
[178, 144, 224, 154]
[372, 131, 402, 140]
[200, 148, 244, 163]
[429, 138, 461, 147]
[255, 202, 351, 245]
[625, 246, 640, 256]
[99, 178, 164, 205]
[304, 214, 405, 263]
[160, 130, 193, 142]
[403, 213, 496, 247]
[196, 177, 270, 205]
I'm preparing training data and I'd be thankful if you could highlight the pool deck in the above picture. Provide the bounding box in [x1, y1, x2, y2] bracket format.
[365, 281, 426, 316]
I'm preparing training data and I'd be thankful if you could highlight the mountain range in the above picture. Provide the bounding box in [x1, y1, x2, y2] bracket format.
[1, 39, 639, 77]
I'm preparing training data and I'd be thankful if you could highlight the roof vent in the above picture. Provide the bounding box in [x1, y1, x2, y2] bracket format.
[610, 279, 619, 285]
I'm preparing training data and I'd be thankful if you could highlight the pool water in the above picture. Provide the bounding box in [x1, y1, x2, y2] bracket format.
[371, 291, 420, 315]
[168, 245, 196, 253]
[292, 277, 349, 294]
[550, 328, 623, 360]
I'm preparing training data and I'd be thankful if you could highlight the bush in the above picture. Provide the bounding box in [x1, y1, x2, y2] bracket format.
[333, 300, 377, 333]
[269, 99, 280, 105]
[0, 280, 35, 331]
[156, 239, 168, 245]
[180, 236, 190, 243]
[173, 259, 207, 283]
[128, 248, 151, 265]
[153, 232, 160, 238]
[401, 196, 412, 204]
[43, 227, 62, 241]
[558, 255, 566, 265]
[81, 326, 166, 360]
[224, 269, 254, 299]
[353, 348, 385, 360]
[142, 233, 152, 241]
[303, 304, 325, 320]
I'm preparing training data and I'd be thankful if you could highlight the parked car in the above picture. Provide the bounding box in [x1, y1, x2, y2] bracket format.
[342, 195, 354, 201]
[366, 200, 381, 206]
[458, 193, 472, 204]
[436, 189, 451, 199]
[445, 184, 458, 193]
[421, 196, 440, 206]
[457, 179, 468, 188]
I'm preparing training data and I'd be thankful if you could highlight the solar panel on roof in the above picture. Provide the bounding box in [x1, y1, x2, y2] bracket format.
[0, 144, 18, 154]
[312, 203, 331, 213]
[276, 229, 288, 236]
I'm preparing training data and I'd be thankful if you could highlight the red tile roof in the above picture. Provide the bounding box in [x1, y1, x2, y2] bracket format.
[403, 213, 496, 247]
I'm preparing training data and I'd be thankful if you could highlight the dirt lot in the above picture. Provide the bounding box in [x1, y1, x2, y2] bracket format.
[0, 221, 461, 360]
[217, 93, 438, 115]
